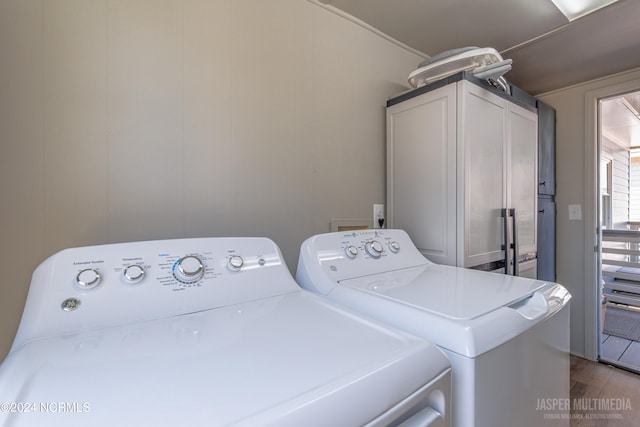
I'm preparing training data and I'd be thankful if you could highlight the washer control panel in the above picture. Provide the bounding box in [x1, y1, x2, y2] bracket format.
[335, 231, 405, 263]
[297, 229, 430, 286]
[13, 237, 298, 351]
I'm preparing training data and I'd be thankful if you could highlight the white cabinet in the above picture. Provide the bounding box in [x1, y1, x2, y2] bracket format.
[387, 78, 538, 276]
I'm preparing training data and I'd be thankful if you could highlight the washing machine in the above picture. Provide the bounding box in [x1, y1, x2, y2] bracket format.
[296, 229, 571, 427]
[0, 237, 451, 426]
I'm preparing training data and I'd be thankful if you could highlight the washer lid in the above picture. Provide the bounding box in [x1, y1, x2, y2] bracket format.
[0, 291, 449, 427]
[340, 264, 546, 320]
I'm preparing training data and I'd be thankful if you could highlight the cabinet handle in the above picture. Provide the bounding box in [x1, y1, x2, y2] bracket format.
[539, 209, 545, 214]
[511, 208, 519, 276]
[501, 208, 509, 275]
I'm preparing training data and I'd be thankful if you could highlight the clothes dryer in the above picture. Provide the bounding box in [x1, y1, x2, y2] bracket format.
[0, 237, 451, 426]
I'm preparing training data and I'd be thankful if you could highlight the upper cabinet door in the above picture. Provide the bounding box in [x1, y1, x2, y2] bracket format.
[537, 101, 556, 196]
[508, 103, 538, 256]
[459, 81, 507, 268]
[386, 84, 457, 266]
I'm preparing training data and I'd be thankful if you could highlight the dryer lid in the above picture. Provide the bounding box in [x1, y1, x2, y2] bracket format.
[0, 291, 449, 427]
[340, 264, 547, 320]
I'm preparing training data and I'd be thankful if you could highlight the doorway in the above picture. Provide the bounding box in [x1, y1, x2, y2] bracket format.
[598, 90, 640, 372]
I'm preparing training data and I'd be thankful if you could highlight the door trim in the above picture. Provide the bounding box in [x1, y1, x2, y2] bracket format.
[585, 78, 640, 360]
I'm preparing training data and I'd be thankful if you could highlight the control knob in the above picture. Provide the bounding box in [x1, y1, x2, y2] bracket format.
[389, 241, 400, 253]
[345, 245, 358, 258]
[173, 255, 205, 283]
[364, 240, 384, 258]
[227, 255, 244, 272]
[76, 268, 101, 290]
[123, 264, 145, 284]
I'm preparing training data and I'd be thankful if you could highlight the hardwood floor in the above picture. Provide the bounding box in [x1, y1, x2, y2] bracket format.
[570, 355, 640, 426]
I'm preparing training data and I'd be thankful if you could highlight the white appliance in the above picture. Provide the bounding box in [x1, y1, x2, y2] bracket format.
[387, 77, 538, 278]
[0, 237, 452, 427]
[407, 47, 511, 93]
[296, 229, 571, 427]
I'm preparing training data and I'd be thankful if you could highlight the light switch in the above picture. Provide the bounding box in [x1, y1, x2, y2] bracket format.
[568, 204, 582, 221]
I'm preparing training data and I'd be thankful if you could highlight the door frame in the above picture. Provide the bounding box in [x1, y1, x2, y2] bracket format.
[585, 78, 640, 360]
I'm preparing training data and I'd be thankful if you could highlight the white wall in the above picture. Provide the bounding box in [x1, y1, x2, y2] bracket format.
[539, 67, 640, 358]
[0, 0, 421, 358]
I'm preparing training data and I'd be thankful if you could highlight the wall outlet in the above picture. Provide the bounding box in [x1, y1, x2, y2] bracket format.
[373, 204, 385, 229]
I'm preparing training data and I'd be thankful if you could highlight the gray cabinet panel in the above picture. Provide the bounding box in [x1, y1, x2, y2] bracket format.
[537, 197, 556, 281]
[538, 101, 556, 196]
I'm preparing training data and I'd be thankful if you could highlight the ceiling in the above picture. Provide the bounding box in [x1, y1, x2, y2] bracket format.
[602, 94, 640, 148]
[318, 0, 640, 95]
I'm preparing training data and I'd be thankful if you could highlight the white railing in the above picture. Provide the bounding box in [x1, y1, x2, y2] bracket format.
[602, 229, 640, 307]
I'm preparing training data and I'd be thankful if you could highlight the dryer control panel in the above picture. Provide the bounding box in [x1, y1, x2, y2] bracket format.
[13, 237, 297, 351]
